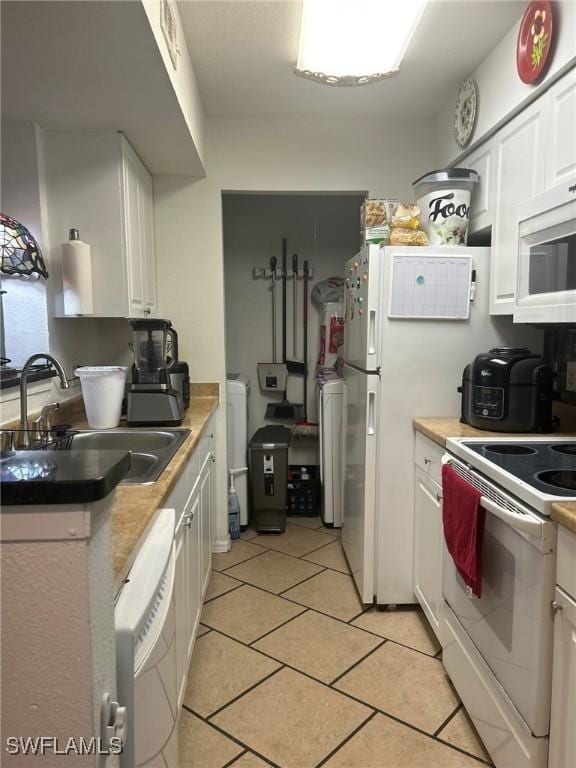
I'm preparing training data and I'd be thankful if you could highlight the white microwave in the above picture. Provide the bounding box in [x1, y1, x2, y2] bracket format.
[514, 180, 576, 324]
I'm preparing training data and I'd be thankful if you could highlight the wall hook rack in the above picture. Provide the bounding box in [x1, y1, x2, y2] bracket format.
[252, 266, 314, 279]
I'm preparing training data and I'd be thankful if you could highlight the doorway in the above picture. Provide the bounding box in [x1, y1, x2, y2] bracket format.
[222, 192, 364, 463]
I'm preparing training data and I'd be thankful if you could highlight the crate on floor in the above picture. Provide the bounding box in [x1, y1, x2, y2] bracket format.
[287, 465, 320, 516]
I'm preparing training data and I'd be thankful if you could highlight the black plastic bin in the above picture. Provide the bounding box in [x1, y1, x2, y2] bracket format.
[287, 465, 320, 516]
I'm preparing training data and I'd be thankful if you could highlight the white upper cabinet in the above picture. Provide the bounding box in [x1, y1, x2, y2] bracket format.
[461, 138, 495, 235]
[544, 68, 576, 190]
[121, 138, 157, 318]
[45, 130, 157, 318]
[490, 97, 546, 315]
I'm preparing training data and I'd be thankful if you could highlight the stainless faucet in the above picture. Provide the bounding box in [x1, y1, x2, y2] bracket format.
[18, 354, 70, 448]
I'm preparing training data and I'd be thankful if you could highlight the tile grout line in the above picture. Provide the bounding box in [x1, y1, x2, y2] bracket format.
[296, 537, 340, 559]
[222, 533, 348, 573]
[181, 703, 282, 768]
[327, 639, 387, 687]
[314, 710, 379, 768]
[276, 568, 329, 596]
[434, 735, 494, 767]
[204, 580, 441, 659]
[206, 544, 490, 766]
[432, 702, 462, 738]
[205, 573, 363, 625]
[221, 749, 248, 768]
[218, 563, 329, 597]
[206, 666, 286, 720]
[246, 608, 311, 646]
[199, 626, 482, 765]
[203, 583, 245, 605]
[228, 551, 351, 582]
[346, 604, 374, 624]
[214, 548, 271, 573]
[295, 538, 341, 558]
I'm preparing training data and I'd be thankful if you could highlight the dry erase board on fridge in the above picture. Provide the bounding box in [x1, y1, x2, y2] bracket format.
[388, 254, 472, 320]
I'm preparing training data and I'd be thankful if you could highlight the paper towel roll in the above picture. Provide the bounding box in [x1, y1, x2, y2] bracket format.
[62, 229, 94, 315]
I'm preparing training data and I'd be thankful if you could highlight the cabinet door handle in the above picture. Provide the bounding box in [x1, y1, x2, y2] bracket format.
[184, 512, 193, 528]
[436, 492, 443, 502]
[424, 457, 432, 465]
[551, 600, 563, 614]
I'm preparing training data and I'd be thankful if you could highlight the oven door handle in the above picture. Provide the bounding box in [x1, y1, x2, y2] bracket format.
[478, 496, 543, 539]
[441, 455, 543, 539]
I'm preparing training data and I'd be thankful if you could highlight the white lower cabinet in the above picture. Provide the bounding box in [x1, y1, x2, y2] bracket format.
[175, 490, 201, 707]
[199, 453, 213, 597]
[413, 433, 445, 641]
[549, 527, 576, 768]
[166, 425, 215, 709]
[413, 468, 443, 639]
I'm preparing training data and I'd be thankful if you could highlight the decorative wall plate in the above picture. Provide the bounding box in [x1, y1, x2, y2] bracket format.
[517, 1, 553, 84]
[453, 78, 478, 149]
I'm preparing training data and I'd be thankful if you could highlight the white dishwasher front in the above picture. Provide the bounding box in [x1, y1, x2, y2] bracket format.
[115, 508, 178, 768]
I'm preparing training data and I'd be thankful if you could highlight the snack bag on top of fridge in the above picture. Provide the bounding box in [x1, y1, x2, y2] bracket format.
[361, 199, 391, 245]
[389, 229, 429, 246]
[389, 202, 422, 230]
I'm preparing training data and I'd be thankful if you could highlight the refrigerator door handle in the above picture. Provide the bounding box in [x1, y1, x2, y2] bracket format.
[367, 391, 376, 436]
[368, 310, 377, 356]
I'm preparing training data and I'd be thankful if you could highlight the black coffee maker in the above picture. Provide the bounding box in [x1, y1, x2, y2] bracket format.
[166, 325, 190, 413]
[126, 319, 189, 426]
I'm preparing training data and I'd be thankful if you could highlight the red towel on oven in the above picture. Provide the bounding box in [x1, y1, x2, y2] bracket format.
[441, 464, 486, 598]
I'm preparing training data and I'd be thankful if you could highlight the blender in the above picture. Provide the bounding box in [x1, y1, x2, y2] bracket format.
[126, 319, 185, 426]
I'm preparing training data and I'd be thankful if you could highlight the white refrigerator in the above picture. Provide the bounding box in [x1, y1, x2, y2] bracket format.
[342, 245, 540, 605]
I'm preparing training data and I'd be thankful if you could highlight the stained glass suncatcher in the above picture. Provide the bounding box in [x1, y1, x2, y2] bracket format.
[0, 213, 49, 279]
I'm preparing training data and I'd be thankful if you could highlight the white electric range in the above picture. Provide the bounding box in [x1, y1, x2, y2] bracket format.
[441, 437, 575, 768]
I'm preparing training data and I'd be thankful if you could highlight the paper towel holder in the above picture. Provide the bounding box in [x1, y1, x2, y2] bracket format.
[62, 227, 94, 316]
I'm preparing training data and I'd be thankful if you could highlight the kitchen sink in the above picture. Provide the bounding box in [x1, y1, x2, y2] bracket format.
[61, 428, 190, 484]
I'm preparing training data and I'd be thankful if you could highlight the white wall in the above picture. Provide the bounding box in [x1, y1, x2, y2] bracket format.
[223, 193, 363, 444]
[155, 115, 436, 544]
[435, 0, 576, 166]
[0, 121, 131, 425]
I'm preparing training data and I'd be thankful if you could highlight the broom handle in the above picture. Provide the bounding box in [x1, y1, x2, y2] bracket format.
[270, 256, 277, 363]
[303, 260, 309, 421]
[282, 238, 287, 364]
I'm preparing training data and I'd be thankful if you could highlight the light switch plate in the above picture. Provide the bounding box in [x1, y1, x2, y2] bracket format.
[567, 361, 576, 392]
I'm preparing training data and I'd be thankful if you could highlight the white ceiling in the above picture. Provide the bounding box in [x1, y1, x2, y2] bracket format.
[179, 0, 524, 118]
[2, 1, 203, 175]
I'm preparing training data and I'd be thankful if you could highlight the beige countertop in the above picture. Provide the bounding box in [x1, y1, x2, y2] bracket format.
[413, 416, 576, 534]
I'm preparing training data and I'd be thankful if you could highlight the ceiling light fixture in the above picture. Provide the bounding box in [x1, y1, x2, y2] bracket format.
[295, 0, 428, 86]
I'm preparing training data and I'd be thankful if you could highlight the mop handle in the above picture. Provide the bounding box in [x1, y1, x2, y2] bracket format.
[270, 256, 277, 363]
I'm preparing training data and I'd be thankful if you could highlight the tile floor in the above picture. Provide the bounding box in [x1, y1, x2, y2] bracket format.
[179, 518, 491, 768]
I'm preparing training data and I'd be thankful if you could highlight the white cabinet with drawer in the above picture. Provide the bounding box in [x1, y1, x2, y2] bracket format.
[165, 420, 215, 708]
[413, 433, 445, 639]
[549, 525, 576, 768]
